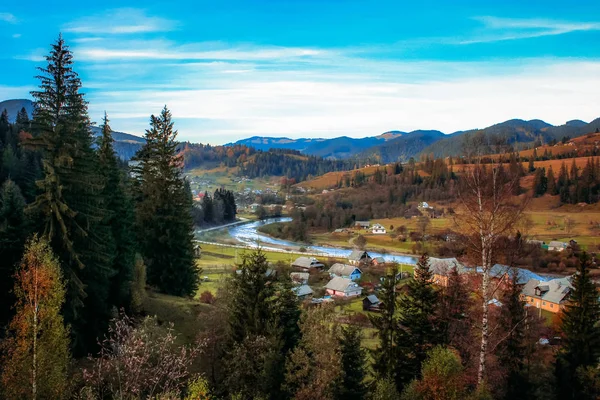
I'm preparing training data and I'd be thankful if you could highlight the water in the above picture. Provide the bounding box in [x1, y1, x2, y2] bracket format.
[209, 217, 417, 265]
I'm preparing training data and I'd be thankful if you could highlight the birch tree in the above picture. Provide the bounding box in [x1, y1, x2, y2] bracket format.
[1, 236, 70, 400]
[455, 163, 526, 386]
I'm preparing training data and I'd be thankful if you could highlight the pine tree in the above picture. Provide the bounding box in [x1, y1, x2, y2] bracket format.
[133, 106, 198, 296]
[370, 265, 400, 381]
[28, 35, 113, 353]
[1, 236, 70, 400]
[227, 249, 276, 343]
[497, 273, 530, 400]
[397, 253, 440, 388]
[338, 325, 367, 400]
[556, 259, 600, 399]
[533, 168, 547, 197]
[0, 180, 29, 329]
[547, 165, 557, 195]
[438, 266, 470, 349]
[97, 114, 136, 310]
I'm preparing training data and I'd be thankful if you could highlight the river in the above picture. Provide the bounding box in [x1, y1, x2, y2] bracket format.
[202, 217, 417, 265]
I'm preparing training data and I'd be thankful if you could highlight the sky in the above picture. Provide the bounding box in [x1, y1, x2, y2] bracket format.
[2, 1, 600, 144]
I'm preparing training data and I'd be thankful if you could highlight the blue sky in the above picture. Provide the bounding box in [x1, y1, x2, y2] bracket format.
[2, 1, 600, 144]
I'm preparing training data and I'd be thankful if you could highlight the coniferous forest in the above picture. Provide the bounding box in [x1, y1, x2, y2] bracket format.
[1, 36, 600, 400]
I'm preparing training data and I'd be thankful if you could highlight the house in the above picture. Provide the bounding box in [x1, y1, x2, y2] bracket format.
[325, 277, 363, 297]
[292, 284, 314, 300]
[354, 220, 370, 229]
[363, 295, 382, 311]
[348, 250, 371, 266]
[488, 264, 546, 287]
[546, 241, 568, 252]
[372, 256, 386, 266]
[521, 276, 574, 313]
[328, 263, 362, 281]
[371, 224, 387, 234]
[428, 257, 468, 287]
[292, 256, 325, 271]
[290, 272, 310, 285]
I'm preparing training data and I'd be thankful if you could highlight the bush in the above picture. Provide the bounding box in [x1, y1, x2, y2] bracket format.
[199, 291, 216, 304]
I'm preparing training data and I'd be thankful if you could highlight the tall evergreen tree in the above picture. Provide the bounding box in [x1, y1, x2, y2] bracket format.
[497, 273, 530, 400]
[97, 114, 136, 310]
[546, 165, 557, 195]
[133, 106, 198, 296]
[370, 265, 400, 382]
[0, 180, 29, 329]
[338, 325, 367, 400]
[556, 259, 600, 399]
[397, 253, 440, 388]
[438, 266, 470, 349]
[226, 249, 275, 343]
[28, 35, 113, 353]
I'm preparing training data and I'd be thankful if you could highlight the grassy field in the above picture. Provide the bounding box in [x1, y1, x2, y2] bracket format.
[186, 166, 278, 193]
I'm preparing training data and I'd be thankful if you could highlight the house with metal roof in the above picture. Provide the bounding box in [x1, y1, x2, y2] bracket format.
[521, 276, 573, 313]
[348, 250, 371, 265]
[363, 295, 382, 311]
[291, 256, 325, 271]
[292, 284, 314, 300]
[428, 257, 469, 287]
[354, 220, 370, 229]
[328, 263, 362, 281]
[325, 277, 363, 297]
[488, 264, 547, 286]
[371, 224, 387, 234]
[290, 272, 310, 285]
[546, 241, 568, 252]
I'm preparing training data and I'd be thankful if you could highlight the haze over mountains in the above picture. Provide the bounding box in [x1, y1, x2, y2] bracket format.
[3, 98, 600, 163]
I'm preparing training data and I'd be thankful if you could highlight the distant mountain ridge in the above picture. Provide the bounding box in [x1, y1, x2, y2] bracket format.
[233, 117, 600, 162]
[0, 99, 145, 160]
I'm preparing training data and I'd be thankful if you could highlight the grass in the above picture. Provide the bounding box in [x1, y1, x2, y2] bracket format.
[186, 166, 277, 193]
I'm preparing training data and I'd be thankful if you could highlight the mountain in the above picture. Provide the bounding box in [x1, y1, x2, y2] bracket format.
[1, 98, 145, 160]
[356, 130, 445, 163]
[422, 118, 600, 158]
[0, 99, 34, 122]
[232, 132, 403, 159]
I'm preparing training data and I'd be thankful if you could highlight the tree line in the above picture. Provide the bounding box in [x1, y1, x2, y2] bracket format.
[193, 188, 237, 227]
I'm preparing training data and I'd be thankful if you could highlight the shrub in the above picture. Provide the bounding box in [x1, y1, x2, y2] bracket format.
[199, 291, 216, 304]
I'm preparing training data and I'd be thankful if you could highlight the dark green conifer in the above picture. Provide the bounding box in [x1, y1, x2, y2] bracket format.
[556, 258, 600, 399]
[133, 106, 198, 296]
[338, 325, 367, 400]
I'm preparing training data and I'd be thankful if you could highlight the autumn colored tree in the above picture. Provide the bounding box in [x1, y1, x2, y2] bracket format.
[1, 236, 70, 400]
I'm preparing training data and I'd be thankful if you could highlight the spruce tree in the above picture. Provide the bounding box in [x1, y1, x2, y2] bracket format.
[397, 253, 440, 388]
[28, 35, 114, 353]
[547, 165, 557, 195]
[556, 259, 600, 399]
[497, 273, 530, 400]
[438, 266, 470, 348]
[370, 265, 400, 381]
[0, 180, 29, 329]
[133, 106, 198, 296]
[227, 249, 275, 343]
[97, 114, 136, 310]
[338, 325, 367, 400]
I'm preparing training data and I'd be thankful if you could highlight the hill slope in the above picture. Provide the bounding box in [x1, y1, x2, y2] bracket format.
[357, 130, 445, 162]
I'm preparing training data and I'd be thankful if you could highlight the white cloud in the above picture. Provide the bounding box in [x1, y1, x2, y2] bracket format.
[64, 8, 176, 34]
[0, 12, 17, 23]
[82, 57, 600, 144]
[463, 16, 600, 44]
[12, 33, 21, 38]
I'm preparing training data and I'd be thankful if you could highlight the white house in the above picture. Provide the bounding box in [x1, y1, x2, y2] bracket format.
[328, 263, 362, 281]
[547, 241, 568, 252]
[371, 223, 387, 234]
[325, 277, 363, 298]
